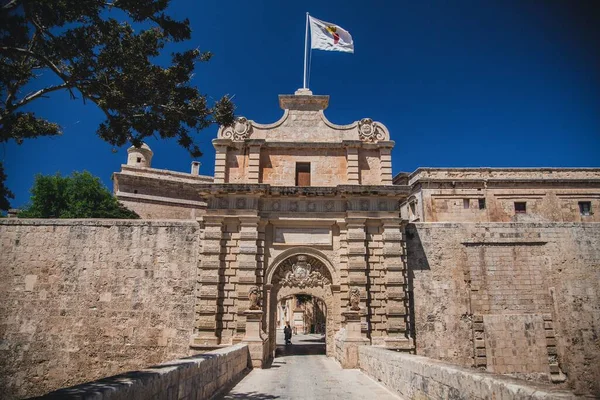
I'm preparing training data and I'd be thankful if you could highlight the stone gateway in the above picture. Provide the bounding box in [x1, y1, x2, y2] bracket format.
[1, 89, 599, 398]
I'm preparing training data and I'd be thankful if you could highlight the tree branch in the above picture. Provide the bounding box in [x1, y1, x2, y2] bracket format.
[0, 47, 70, 83]
[12, 83, 70, 110]
[2, 0, 22, 11]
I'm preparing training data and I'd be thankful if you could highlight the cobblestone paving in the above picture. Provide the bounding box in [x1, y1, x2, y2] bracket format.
[218, 332, 401, 400]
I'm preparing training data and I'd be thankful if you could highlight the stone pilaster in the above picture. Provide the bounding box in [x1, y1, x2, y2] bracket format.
[381, 219, 413, 349]
[212, 139, 229, 183]
[234, 216, 261, 342]
[219, 218, 240, 344]
[345, 217, 368, 337]
[366, 221, 386, 345]
[379, 145, 393, 185]
[193, 216, 224, 346]
[345, 144, 360, 184]
[246, 142, 263, 183]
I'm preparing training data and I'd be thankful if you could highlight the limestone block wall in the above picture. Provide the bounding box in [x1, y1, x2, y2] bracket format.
[37, 344, 250, 400]
[118, 198, 205, 219]
[406, 222, 600, 396]
[259, 148, 348, 186]
[0, 220, 200, 399]
[358, 148, 383, 185]
[420, 188, 600, 223]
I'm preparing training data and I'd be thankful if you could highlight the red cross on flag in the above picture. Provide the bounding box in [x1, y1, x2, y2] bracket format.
[309, 16, 354, 53]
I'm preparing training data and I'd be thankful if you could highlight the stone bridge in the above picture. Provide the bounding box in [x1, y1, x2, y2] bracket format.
[37, 331, 577, 400]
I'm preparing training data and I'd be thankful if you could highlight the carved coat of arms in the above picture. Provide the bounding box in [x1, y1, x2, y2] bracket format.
[277, 255, 330, 289]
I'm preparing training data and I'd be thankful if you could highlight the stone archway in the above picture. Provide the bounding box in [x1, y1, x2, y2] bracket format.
[266, 253, 339, 357]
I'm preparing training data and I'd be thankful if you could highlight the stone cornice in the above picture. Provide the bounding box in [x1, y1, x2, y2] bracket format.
[405, 167, 600, 184]
[196, 184, 410, 197]
[212, 139, 395, 150]
[409, 178, 600, 189]
[116, 165, 213, 183]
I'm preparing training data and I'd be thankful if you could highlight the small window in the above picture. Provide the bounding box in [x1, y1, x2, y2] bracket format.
[463, 199, 470, 209]
[478, 198, 486, 210]
[296, 162, 311, 186]
[136, 157, 142, 163]
[514, 202, 526, 214]
[579, 201, 591, 216]
[133, 190, 138, 194]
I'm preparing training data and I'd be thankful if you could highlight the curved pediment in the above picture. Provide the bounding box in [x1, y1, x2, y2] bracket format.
[217, 91, 390, 143]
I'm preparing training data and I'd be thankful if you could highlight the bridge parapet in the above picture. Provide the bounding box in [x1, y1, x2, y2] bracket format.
[34, 344, 250, 400]
[358, 346, 577, 399]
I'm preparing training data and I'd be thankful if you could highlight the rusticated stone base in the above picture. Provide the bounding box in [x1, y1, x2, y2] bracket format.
[242, 310, 269, 368]
[334, 311, 369, 369]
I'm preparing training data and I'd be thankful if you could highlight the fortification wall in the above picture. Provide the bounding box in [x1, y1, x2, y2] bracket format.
[406, 222, 600, 396]
[0, 219, 200, 399]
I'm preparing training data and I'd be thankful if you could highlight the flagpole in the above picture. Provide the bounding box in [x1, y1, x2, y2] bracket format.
[303, 12, 309, 89]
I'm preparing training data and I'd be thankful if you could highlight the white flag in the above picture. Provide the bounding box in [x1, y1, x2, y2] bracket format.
[309, 16, 354, 53]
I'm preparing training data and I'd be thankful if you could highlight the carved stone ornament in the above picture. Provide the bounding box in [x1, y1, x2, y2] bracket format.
[358, 118, 385, 142]
[275, 255, 331, 289]
[248, 286, 260, 310]
[220, 117, 253, 141]
[349, 287, 361, 311]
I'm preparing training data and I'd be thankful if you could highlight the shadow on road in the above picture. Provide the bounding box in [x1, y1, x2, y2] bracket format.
[219, 392, 280, 399]
[275, 333, 326, 357]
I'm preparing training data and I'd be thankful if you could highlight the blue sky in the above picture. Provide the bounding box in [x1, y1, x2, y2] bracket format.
[4, 0, 600, 208]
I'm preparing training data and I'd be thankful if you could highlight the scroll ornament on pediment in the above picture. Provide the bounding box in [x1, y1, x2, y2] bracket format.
[358, 118, 385, 142]
[220, 117, 253, 141]
[275, 255, 331, 289]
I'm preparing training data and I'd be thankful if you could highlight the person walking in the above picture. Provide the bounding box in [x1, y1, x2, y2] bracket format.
[284, 323, 292, 345]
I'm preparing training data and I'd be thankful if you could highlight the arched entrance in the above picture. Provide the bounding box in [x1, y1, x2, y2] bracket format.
[265, 250, 340, 357]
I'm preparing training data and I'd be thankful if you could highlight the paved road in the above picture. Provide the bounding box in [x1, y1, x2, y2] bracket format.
[217, 331, 400, 400]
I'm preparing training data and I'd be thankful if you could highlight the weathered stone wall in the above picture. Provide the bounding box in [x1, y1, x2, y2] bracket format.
[259, 148, 348, 186]
[225, 147, 250, 183]
[36, 344, 250, 400]
[113, 165, 211, 219]
[406, 222, 600, 396]
[358, 148, 382, 185]
[0, 219, 200, 399]
[118, 198, 205, 219]
[358, 346, 577, 399]
[420, 188, 600, 223]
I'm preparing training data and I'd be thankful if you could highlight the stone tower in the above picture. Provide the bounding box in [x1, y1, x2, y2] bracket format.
[126, 143, 153, 168]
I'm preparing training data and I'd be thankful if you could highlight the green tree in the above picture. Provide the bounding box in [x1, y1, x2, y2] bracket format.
[18, 171, 139, 218]
[0, 0, 235, 210]
[0, 162, 14, 211]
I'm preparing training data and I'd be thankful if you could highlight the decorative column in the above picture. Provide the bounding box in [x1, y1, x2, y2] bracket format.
[334, 288, 369, 368]
[193, 216, 224, 346]
[381, 218, 413, 349]
[243, 287, 269, 368]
